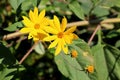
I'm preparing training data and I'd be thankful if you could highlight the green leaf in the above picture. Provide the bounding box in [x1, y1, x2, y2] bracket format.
[4, 22, 23, 31]
[101, 0, 120, 7]
[0, 65, 24, 80]
[40, 0, 49, 5]
[9, 0, 25, 11]
[106, 30, 120, 38]
[34, 41, 45, 55]
[70, 39, 94, 66]
[0, 43, 16, 65]
[115, 40, 120, 48]
[104, 45, 120, 79]
[55, 53, 90, 80]
[55, 39, 94, 80]
[0, 43, 24, 80]
[91, 44, 109, 80]
[92, 6, 109, 17]
[115, 1, 120, 7]
[91, 0, 99, 5]
[0, 66, 16, 80]
[78, 0, 93, 15]
[90, 28, 120, 80]
[21, 0, 37, 11]
[68, 1, 85, 20]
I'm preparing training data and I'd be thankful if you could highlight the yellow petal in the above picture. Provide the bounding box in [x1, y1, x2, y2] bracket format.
[29, 10, 34, 22]
[20, 28, 32, 33]
[72, 33, 79, 39]
[33, 37, 39, 41]
[68, 33, 78, 40]
[64, 26, 76, 34]
[43, 26, 58, 34]
[38, 9, 45, 22]
[38, 33, 48, 40]
[61, 39, 68, 54]
[40, 17, 49, 26]
[53, 15, 61, 31]
[43, 35, 57, 41]
[63, 35, 72, 44]
[28, 30, 38, 39]
[55, 40, 62, 56]
[37, 29, 49, 36]
[48, 20, 55, 28]
[34, 7, 38, 18]
[22, 16, 33, 27]
[28, 32, 33, 39]
[33, 33, 48, 41]
[61, 17, 67, 32]
[48, 38, 59, 48]
[31, 30, 38, 36]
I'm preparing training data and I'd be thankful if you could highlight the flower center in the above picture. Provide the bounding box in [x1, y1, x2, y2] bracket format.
[34, 24, 40, 29]
[57, 32, 64, 38]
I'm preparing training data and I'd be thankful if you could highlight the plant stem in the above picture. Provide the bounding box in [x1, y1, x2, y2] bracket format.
[98, 26, 102, 44]
[19, 41, 38, 64]
[67, 18, 120, 27]
[3, 32, 28, 40]
[88, 25, 101, 45]
[2, 18, 120, 41]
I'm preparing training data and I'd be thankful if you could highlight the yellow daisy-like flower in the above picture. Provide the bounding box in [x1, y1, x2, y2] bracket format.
[43, 16, 78, 55]
[20, 7, 49, 41]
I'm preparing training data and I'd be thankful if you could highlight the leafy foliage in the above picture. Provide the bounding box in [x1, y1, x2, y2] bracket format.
[0, 43, 24, 80]
[0, 0, 120, 80]
[55, 39, 94, 80]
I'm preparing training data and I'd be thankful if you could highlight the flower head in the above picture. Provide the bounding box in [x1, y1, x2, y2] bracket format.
[20, 7, 49, 41]
[86, 65, 94, 73]
[43, 16, 78, 55]
[71, 50, 78, 58]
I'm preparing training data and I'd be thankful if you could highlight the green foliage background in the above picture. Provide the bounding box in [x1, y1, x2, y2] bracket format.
[0, 0, 120, 80]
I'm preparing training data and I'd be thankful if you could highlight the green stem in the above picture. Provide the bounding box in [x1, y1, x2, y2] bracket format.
[97, 25, 102, 44]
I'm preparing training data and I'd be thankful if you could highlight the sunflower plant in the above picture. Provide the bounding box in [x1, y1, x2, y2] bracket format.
[1, 0, 120, 80]
[19, 7, 94, 80]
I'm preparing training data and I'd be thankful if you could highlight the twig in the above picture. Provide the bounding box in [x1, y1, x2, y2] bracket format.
[18, 41, 38, 64]
[88, 25, 101, 45]
[67, 18, 120, 27]
[2, 18, 120, 40]
[3, 32, 28, 40]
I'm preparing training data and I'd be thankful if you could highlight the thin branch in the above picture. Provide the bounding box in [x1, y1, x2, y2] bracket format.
[18, 41, 38, 64]
[88, 25, 101, 45]
[2, 18, 120, 40]
[67, 18, 120, 27]
[3, 32, 28, 40]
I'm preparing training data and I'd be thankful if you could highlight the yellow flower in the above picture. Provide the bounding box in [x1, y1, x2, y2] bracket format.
[20, 7, 49, 40]
[43, 16, 78, 55]
[86, 65, 94, 73]
[71, 50, 78, 58]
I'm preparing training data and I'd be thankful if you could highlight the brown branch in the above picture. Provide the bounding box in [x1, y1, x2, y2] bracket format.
[67, 18, 120, 27]
[67, 21, 89, 27]
[2, 18, 120, 40]
[88, 25, 101, 45]
[19, 41, 38, 64]
[3, 32, 28, 40]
